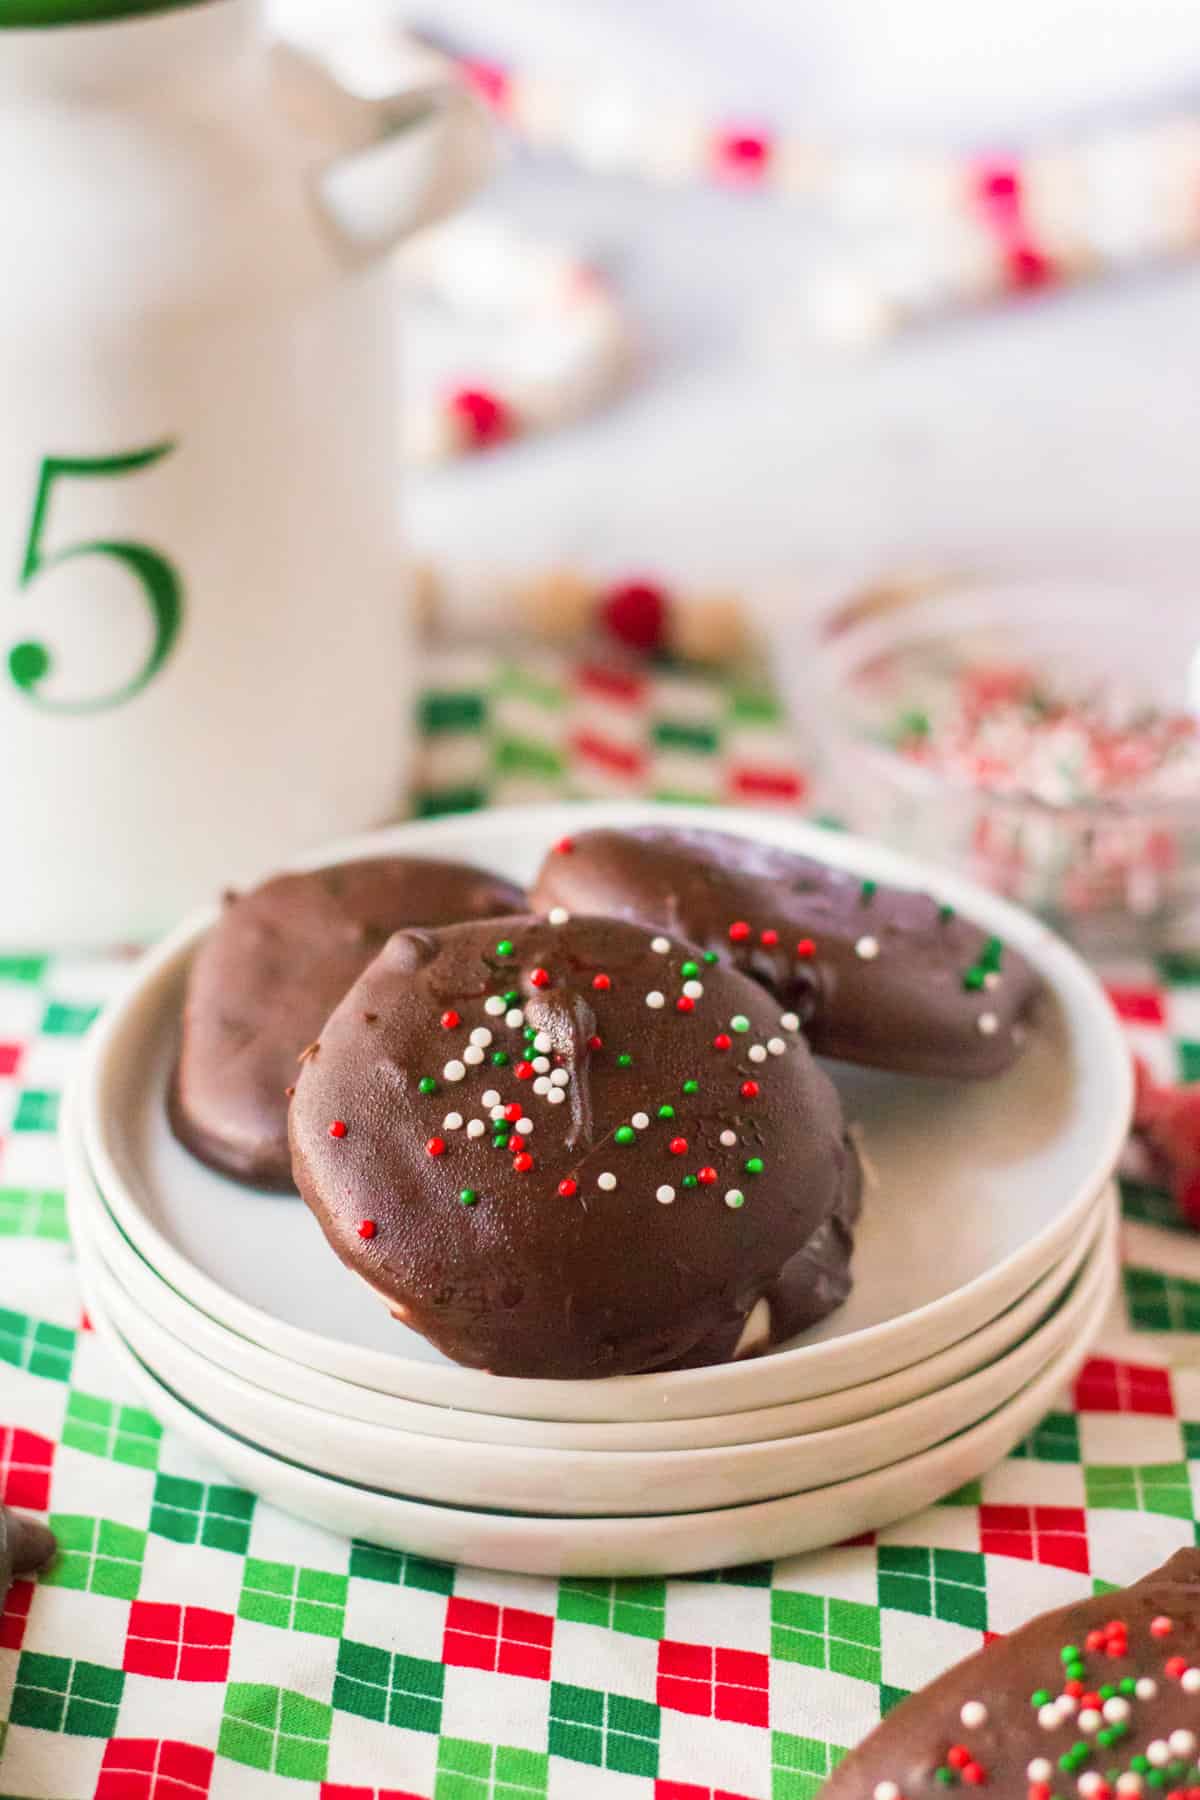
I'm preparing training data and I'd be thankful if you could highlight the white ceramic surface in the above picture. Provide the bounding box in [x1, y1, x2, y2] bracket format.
[80, 802, 1133, 1422]
[77, 1189, 1117, 1515]
[64, 1092, 1112, 1450]
[80, 1250, 1118, 1575]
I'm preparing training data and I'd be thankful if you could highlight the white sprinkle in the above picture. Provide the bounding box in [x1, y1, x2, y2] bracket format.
[1117, 1780, 1144, 1797]
[1079, 1775, 1106, 1796]
[651, 936, 670, 953]
[516, 1117, 534, 1136]
[490, 1106, 507, 1121]
[484, 996, 505, 1016]
[1147, 1741, 1170, 1769]
[855, 935, 879, 960]
[1078, 1709, 1102, 1735]
[533, 1077, 550, 1096]
[720, 1130, 737, 1147]
[1057, 1695, 1077, 1716]
[533, 1031, 552, 1053]
[1103, 1697, 1131, 1722]
[482, 1089, 500, 1107]
[977, 1011, 999, 1036]
[532, 1057, 550, 1074]
[874, 1785, 901, 1800]
[1169, 1731, 1196, 1759]
[470, 1027, 493, 1047]
[748, 1044, 768, 1063]
[463, 1046, 484, 1066]
[466, 1119, 485, 1139]
[1027, 1762, 1053, 1784]
[597, 1171, 616, 1191]
[780, 1012, 800, 1031]
[443, 1060, 466, 1083]
[724, 1189, 745, 1208]
[631, 1112, 649, 1130]
[442, 1112, 464, 1131]
[1135, 1679, 1158, 1701]
[550, 1069, 570, 1087]
[682, 980, 703, 999]
[548, 907, 570, 925]
[1040, 1704, 1063, 1730]
[960, 1702, 988, 1731]
[505, 1008, 524, 1028]
[767, 1037, 786, 1055]
[1183, 1668, 1200, 1693]
[984, 971, 1001, 990]
[547, 1087, 566, 1105]
[645, 990, 665, 1009]
[656, 1185, 676, 1205]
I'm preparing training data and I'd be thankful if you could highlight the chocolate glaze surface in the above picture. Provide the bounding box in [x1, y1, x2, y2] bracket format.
[171, 857, 524, 1190]
[1, 1508, 55, 1598]
[531, 826, 1041, 1079]
[289, 912, 861, 1379]
[820, 1548, 1200, 1800]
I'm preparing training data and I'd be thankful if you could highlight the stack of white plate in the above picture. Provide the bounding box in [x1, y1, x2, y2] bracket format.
[67, 805, 1132, 1577]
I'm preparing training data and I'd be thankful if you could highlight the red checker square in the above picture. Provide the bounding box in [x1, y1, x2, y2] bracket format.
[96, 1737, 215, 1800]
[0, 1577, 35, 1651]
[978, 1504, 1030, 1532]
[576, 662, 646, 706]
[657, 1674, 713, 1717]
[983, 1630, 1006, 1645]
[441, 1629, 497, 1673]
[655, 1785, 759, 1800]
[0, 1043, 22, 1078]
[728, 766, 806, 804]
[0, 1428, 54, 1510]
[444, 1596, 499, 1637]
[497, 1638, 551, 1681]
[1034, 1533, 1089, 1575]
[658, 1639, 714, 1681]
[320, 1789, 428, 1800]
[715, 1680, 768, 1726]
[124, 1605, 233, 1683]
[1074, 1358, 1174, 1416]
[502, 1606, 554, 1648]
[1105, 985, 1166, 1025]
[715, 1647, 768, 1689]
[979, 1531, 1033, 1562]
[570, 730, 647, 780]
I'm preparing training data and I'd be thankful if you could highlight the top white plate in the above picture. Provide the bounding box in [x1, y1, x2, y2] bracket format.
[79, 801, 1132, 1423]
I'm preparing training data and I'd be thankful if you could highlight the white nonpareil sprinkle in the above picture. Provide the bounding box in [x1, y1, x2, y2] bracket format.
[443, 1060, 466, 1082]
[656, 1185, 675, 1204]
[470, 1027, 493, 1047]
[682, 980, 703, 999]
[484, 996, 505, 1016]
[1135, 1679, 1157, 1701]
[532, 1057, 550, 1074]
[1057, 1695, 1078, 1716]
[1102, 1697, 1131, 1722]
[645, 990, 665, 1009]
[855, 936, 879, 960]
[960, 1701, 988, 1730]
[550, 1068, 570, 1087]
[1039, 1704, 1062, 1731]
[780, 1011, 800, 1031]
[767, 1037, 786, 1055]
[490, 1105, 506, 1121]
[1027, 1762, 1052, 1784]
[1169, 1731, 1196, 1759]
[505, 1008, 524, 1028]
[463, 1046, 484, 1066]
[874, 1785, 901, 1800]
[547, 1086, 566, 1105]
[597, 1171, 616, 1190]
[977, 1011, 999, 1036]
[533, 1031, 552, 1053]
[482, 1089, 500, 1107]
[516, 1117, 534, 1136]
[720, 1130, 737, 1147]
[632, 1112, 649, 1129]
[1183, 1668, 1200, 1693]
[984, 971, 1001, 989]
[651, 936, 670, 953]
[1078, 1709, 1102, 1735]
[1078, 1775, 1106, 1796]
[1146, 1742, 1170, 1769]
[533, 1076, 551, 1095]
[442, 1112, 463, 1131]
[748, 1044, 768, 1063]
[1116, 1778, 1144, 1796]
[548, 907, 570, 925]
[466, 1119, 485, 1138]
[724, 1189, 745, 1208]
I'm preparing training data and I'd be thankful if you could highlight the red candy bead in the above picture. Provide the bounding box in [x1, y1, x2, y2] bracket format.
[357, 1219, 376, 1239]
[697, 1166, 717, 1186]
[1166, 1655, 1188, 1680]
[676, 996, 695, 1013]
[1064, 1679, 1084, 1697]
[554, 837, 574, 855]
[588, 1035, 603, 1051]
[740, 1080, 760, 1099]
[714, 129, 772, 179]
[513, 1152, 533, 1173]
[448, 385, 512, 449]
[1085, 1630, 1106, 1652]
[558, 1177, 577, 1198]
[947, 1748, 971, 1771]
[1151, 1616, 1174, 1638]
[328, 1119, 347, 1139]
[530, 968, 551, 989]
[1080, 1692, 1101, 1712]
[760, 928, 779, 946]
[669, 1138, 688, 1156]
[713, 1033, 732, 1051]
[426, 1137, 446, 1157]
[504, 1104, 523, 1123]
[592, 973, 611, 991]
[728, 920, 752, 943]
[440, 1010, 461, 1030]
[962, 1765, 986, 1787]
[796, 938, 816, 958]
[507, 1134, 523, 1151]
[601, 579, 667, 653]
[516, 1061, 535, 1080]
[1029, 1784, 1051, 1800]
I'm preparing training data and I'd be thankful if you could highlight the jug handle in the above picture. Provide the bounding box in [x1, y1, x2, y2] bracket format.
[275, 31, 495, 264]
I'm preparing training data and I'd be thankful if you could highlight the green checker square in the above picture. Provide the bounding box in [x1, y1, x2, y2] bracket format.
[881, 1685, 912, 1715]
[941, 1480, 984, 1505]
[278, 1687, 331, 1740]
[694, 1560, 773, 1587]
[607, 1693, 658, 1742]
[773, 1590, 824, 1631]
[419, 691, 486, 734]
[494, 737, 565, 780]
[239, 1589, 291, 1630]
[1086, 1466, 1137, 1508]
[830, 1596, 881, 1647]
[494, 1746, 549, 1796]
[1179, 1042, 1200, 1083]
[12, 1089, 60, 1133]
[10, 1651, 70, 1732]
[556, 1582, 609, 1630]
[41, 1000, 100, 1037]
[201, 1486, 255, 1550]
[773, 1732, 846, 1800]
[494, 662, 565, 708]
[1184, 1422, 1200, 1460]
[877, 1572, 932, 1616]
[550, 1682, 603, 1728]
[337, 1637, 389, 1689]
[28, 1322, 76, 1382]
[1142, 1464, 1194, 1519]
[294, 1597, 343, 1637]
[773, 1627, 825, 1670]
[612, 1578, 665, 1635]
[394, 1652, 443, 1701]
[0, 1186, 68, 1240]
[349, 1541, 404, 1584]
[653, 719, 720, 754]
[1159, 950, 1200, 985]
[0, 953, 47, 983]
[548, 1721, 602, 1766]
[730, 685, 783, 724]
[391, 1688, 441, 1736]
[934, 1548, 983, 1583]
[218, 1715, 273, 1773]
[73, 1661, 124, 1706]
[276, 1735, 327, 1782]
[1124, 1266, 1200, 1333]
[1122, 1181, 1188, 1233]
[1012, 1410, 1083, 1462]
[244, 1557, 291, 1596]
[607, 1727, 658, 1778]
[830, 1637, 882, 1683]
[877, 1544, 929, 1573]
[774, 1769, 823, 1800]
[934, 1580, 987, 1631]
[298, 1566, 347, 1604]
[415, 785, 487, 818]
[405, 1553, 455, 1594]
[439, 1736, 492, 1793]
[66, 1695, 120, 1736]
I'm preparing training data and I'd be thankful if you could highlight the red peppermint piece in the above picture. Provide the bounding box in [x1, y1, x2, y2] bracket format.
[504, 1103, 523, 1123]
[507, 1134, 523, 1152]
[554, 837, 574, 854]
[962, 1765, 986, 1787]
[328, 1119, 347, 1139]
[1151, 1616, 1174, 1638]
[601, 579, 668, 653]
[426, 1137, 447, 1157]
[448, 385, 512, 449]
[1086, 1630, 1106, 1652]
[1064, 1679, 1084, 1697]
[357, 1219, 376, 1239]
[587, 1035, 603, 1051]
[1166, 1655, 1188, 1680]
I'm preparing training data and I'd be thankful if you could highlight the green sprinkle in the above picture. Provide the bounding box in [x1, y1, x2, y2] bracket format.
[1060, 1647, 1079, 1664]
[1098, 1731, 1115, 1749]
[524, 1026, 537, 1041]
[504, 989, 520, 1006]
[682, 1079, 699, 1095]
[615, 1126, 636, 1146]
[744, 1157, 764, 1175]
[730, 1015, 750, 1033]
[418, 1076, 438, 1095]
[681, 960, 700, 979]
[1119, 1679, 1136, 1695]
[1098, 1686, 1116, 1701]
[860, 879, 878, 902]
[459, 1188, 478, 1207]
[658, 1104, 676, 1120]
[702, 950, 719, 965]
[1169, 1765, 1188, 1783]
[1132, 1758, 1150, 1774]
[617, 1053, 633, 1068]
[1031, 1690, 1051, 1709]
[496, 939, 514, 958]
[1067, 1663, 1086, 1683]
[1147, 1773, 1166, 1789]
[493, 1134, 508, 1149]
[1109, 1725, 1129, 1742]
[982, 936, 1004, 970]
[682, 1175, 698, 1189]
[939, 904, 956, 922]
[936, 1772, 957, 1787]
[963, 968, 986, 991]
[492, 1050, 509, 1066]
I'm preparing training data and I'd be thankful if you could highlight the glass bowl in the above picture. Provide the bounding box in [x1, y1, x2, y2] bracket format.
[788, 576, 1200, 952]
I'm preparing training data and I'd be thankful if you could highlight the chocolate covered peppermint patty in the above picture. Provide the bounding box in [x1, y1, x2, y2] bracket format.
[531, 826, 1041, 1079]
[289, 912, 861, 1379]
[171, 857, 524, 1190]
[821, 1549, 1200, 1800]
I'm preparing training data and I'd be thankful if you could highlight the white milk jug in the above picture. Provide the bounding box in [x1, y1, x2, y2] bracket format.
[0, 0, 490, 945]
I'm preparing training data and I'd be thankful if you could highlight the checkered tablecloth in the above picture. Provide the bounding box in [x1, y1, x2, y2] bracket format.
[3, 645, 1200, 1800]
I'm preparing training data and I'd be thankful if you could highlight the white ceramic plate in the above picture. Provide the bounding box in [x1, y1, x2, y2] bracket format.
[78, 1189, 1117, 1515]
[79, 802, 1132, 1423]
[80, 1249, 1118, 1576]
[64, 1091, 1112, 1450]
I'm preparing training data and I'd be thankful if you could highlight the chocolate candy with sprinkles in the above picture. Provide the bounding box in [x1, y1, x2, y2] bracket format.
[531, 826, 1041, 1080]
[819, 1549, 1200, 1800]
[289, 913, 861, 1379]
[170, 856, 523, 1190]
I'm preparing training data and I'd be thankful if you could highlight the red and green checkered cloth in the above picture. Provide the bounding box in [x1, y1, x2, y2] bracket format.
[3, 645, 1200, 1800]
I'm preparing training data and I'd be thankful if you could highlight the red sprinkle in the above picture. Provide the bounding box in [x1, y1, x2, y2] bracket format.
[504, 1104, 523, 1123]
[507, 1134, 523, 1151]
[1080, 1692, 1101, 1711]
[697, 1166, 717, 1185]
[740, 1080, 760, 1099]
[1152, 1616, 1174, 1638]
[1029, 1785, 1051, 1800]
[530, 968, 551, 989]
[592, 973, 612, 991]
[587, 1035, 603, 1051]
[1106, 1639, 1127, 1659]
[728, 920, 752, 943]
[1064, 1679, 1085, 1697]
[328, 1120, 347, 1139]
[962, 1765, 986, 1787]
[440, 1010, 461, 1030]
[760, 928, 779, 947]
[1166, 1656, 1188, 1680]
[426, 1137, 446, 1157]
[796, 938, 816, 958]
[676, 996, 695, 1013]
[669, 1137, 688, 1156]
[516, 1061, 535, 1080]
[513, 1152, 533, 1173]
[448, 385, 512, 449]
[554, 837, 574, 854]
[1086, 1630, 1106, 1652]
[357, 1219, 376, 1239]
[713, 1033, 733, 1052]
[947, 1749, 971, 1771]
[558, 1177, 578, 1197]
